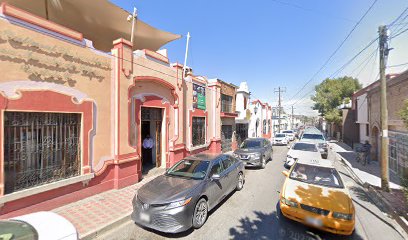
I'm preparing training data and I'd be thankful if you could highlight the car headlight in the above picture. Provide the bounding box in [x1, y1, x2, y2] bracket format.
[319, 143, 328, 148]
[251, 152, 261, 158]
[333, 212, 353, 220]
[165, 197, 192, 210]
[281, 197, 298, 208]
[233, 153, 239, 158]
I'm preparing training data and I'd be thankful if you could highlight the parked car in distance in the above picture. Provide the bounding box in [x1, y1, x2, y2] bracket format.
[280, 158, 355, 235]
[0, 211, 78, 240]
[285, 142, 322, 169]
[131, 153, 245, 233]
[300, 129, 328, 159]
[281, 130, 295, 141]
[273, 133, 288, 146]
[233, 138, 272, 169]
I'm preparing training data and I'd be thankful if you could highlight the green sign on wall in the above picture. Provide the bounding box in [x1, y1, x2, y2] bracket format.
[193, 83, 206, 110]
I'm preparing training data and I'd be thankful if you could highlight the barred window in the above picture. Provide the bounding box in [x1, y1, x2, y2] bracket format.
[4, 112, 81, 194]
[221, 94, 233, 113]
[263, 120, 267, 134]
[192, 117, 206, 146]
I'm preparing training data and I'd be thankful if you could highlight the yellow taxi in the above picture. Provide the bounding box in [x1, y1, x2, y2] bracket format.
[279, 158, 355, 235]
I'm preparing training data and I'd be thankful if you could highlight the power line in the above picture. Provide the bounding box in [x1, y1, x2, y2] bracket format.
[270, 0, 357, 23]
[390, 26, 408, 39]
[356, 47, 378, 78]
[388, 62, 408, 68]
[349, 47, 377, 75]
[388, 6, 408, 28]
[287, 0, 378, 103]
[287, 36, 378, 108]
[329, 37, 379, 78]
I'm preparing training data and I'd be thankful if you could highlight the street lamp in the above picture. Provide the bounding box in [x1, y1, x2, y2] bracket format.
[254, 105, 258, 115]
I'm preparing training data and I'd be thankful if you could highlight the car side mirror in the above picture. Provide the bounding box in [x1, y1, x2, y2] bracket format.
[211, 174, 221, 181]
[282, 170, 289, 177]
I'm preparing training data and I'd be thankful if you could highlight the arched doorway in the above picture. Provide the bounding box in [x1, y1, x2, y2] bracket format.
[371, 126, 380, 161]
[129, 77, 177, 175]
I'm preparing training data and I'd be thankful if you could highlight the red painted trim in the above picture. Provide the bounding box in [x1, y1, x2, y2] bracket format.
[221, 112, 238, 118]
[135, 96, 171, 168]
[0, 90, 93, 197]
[0, 160, 139, 218]
[170, 143, 185, 152]
[1, 3, 83, 41]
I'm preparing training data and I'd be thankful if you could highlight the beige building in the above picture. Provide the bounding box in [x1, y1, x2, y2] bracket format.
[0, 1, 222, 218]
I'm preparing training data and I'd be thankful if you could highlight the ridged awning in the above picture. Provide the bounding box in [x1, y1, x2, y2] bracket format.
[2, 0, 181, 51]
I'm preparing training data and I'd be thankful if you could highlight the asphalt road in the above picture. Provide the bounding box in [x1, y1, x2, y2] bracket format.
[95, 146, 405, 240]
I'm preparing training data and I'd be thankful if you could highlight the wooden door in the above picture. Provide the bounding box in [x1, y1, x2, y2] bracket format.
[155, 121, 162, 167]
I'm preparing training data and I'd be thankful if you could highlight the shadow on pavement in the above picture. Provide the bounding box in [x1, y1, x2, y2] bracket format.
[349, 186, 372, 203]
[228, 202, 365, 240]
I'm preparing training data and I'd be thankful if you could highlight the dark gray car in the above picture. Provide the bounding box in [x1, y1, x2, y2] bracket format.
[233, 138, 273, 169]
[131, 153, 245, 233]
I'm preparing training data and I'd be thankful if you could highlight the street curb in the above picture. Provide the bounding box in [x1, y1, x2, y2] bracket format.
[332, 149, 408, 238]
[80, 211, 132, 240]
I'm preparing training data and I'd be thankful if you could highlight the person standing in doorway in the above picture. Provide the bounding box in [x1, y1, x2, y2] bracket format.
[142, 134, 154, 165]
[362, 140, 372, 165]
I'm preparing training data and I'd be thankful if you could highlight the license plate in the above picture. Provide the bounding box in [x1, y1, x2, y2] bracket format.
[306, 217, 322, 227]
[140, 212, 150, 223]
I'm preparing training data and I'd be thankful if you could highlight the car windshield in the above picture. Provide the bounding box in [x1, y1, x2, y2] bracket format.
[275, 134, 286, 138]
[302, 133, 324, 141]
[241, 140, 261, 148]
[289, 163, 344, 188]
[293, 143, 318, 152]
[166, 159, 210, 180]
[0, 220, 38, 240]
[283, 131, 293, 134]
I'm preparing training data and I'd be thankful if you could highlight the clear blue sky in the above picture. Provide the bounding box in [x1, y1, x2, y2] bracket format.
[112, 0, 408, 115]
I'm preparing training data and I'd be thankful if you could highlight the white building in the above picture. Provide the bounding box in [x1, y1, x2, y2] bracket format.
[272, 107, 289, 135]
[235, 82, 251, 145]
[249, 100, 263, 138]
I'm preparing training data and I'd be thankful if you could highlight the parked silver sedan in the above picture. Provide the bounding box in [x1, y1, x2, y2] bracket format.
[131, 153, 245, 233]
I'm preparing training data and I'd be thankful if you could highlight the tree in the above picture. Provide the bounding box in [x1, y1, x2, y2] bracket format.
[311, 76, 362, 123]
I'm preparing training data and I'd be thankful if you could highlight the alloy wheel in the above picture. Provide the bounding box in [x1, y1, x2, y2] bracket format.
[236, 172, 244, 191]
[193, 199, 208, 228]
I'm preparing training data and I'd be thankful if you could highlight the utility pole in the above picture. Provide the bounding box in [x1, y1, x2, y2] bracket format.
[182, 32, 191, 78]
[130, 7, 138, 44]
[274, 87, 286, 133]
[379, 25, 390, 192]
[291, 106, 295, 130]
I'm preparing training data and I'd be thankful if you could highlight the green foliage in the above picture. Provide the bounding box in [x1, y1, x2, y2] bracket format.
[401, 177, 408, 203]
[311, 76, 362, 123]
[398, 99, 408, 128]
[324, 109, 342, 124]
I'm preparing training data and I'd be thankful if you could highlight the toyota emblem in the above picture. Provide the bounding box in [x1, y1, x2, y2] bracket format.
[143, 203, 149, 210]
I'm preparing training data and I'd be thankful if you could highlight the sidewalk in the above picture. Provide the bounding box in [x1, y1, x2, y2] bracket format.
[52, 168, 165, 239]
[330, 141, 408, 233]
[330, 141, 402, 189]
